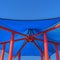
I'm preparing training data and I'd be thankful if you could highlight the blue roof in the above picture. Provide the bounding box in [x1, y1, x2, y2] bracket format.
[0, 17, 60, 56]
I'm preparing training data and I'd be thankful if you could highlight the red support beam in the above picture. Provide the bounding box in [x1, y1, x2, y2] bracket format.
[0, 41, 10, 44]
[0, 38, 59, 45]
[0, 38, 25, 44]
[1, 44, 5, 60]
[34, 24, 60, 36]
[14, 38, 26, 42]
[0, 31, 60, 45]
[34, 38, 60, 45]
[0, 36, 60, 46]
[40, 55, 43, 60]
[44, 33, 49, 60]
[18, 53, 20, 60]
[15, 42, 27, 57]
[8, 33, 14, 60]
[0, 26, 27, 36]
[32, 41, 43, 60]
[55, 45, 59, 60]
[13, 42, 27, 59]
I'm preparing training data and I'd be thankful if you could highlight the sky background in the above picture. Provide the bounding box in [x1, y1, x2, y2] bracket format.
[0, 0, 60, 60]
[0, 0, 60, 20]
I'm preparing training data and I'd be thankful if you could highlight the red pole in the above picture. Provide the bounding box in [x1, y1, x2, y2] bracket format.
[8, 33, 14, 60]
[55, 45, 59, 60]
[1, 44, 5, 60]
[40, 55, 43, 60]
[32, 41, 43, 60]
[44, 33, 49, 60]
[18, 53, 20, 60]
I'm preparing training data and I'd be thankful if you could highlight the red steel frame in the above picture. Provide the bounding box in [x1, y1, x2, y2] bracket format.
[17, 42, 27, 60]
[44, 33, 49, 60]
[8, 33, 15, 60]
[18, 53, 20, 60]
[1, 44, 5, 60]
[32, 41, 43, 60]
[0, 24, 60, 60]
[55, 45, 59, 60]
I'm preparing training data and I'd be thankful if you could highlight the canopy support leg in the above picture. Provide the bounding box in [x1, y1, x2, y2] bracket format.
[18, 53, 20, 60]
[40, 55, 43, 60]
[55, 45, 59, 60]
[8, 33, 14, 60]
[32, 41, 43, 60]
[1, 44, 5, 60]
[44, 33, 49, 60]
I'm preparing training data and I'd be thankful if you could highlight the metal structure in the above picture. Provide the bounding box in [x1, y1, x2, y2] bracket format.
[0, 17, 60, 60]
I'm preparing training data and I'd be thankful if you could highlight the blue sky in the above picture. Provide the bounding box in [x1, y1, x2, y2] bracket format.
[0, 0, 60, 60]
[0, 0, 60, 20]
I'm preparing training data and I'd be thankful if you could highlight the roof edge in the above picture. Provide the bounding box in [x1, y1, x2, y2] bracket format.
[0, 17, 60, 21]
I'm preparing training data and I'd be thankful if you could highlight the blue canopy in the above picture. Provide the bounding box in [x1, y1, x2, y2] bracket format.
[0, 17, 60, 57]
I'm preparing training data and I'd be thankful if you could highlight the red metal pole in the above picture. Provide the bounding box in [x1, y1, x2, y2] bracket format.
[8, 33, 14, 60]
[14, 42, 27, 58]
[18, 53, 20, 60]
[40, 55, 43, 60]
[32, 41, 43, 60]
[1, 44, 5, 60]
[55, 45, 59, 60]
[0, 26, 27, 36]
[34, 38, 60, 45]
[44, 33, 49, 60]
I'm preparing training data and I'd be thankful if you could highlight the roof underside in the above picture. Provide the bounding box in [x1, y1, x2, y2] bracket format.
[0, 17, 60, 57]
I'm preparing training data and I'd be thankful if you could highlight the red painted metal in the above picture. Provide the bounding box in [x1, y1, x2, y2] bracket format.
[0, 24, 60, 60]
[55, 45, 59, 60]
[40, 55, 43, 60]
[8, 33, 14, 60]
[0, 26, 27, 36]
[0, 41, 9, 44]
[0, 37, 60, 45]
[16, 42, 27, 57]
[15, 38, 26, 42]
[34, 24, 60, 36]
[44, 33, 49, 60]
[1, 44, 5, 60]
[18, 53, 20, 60]
[32, 41, 43, 60]
[34, 38, 60, 45]
[13, 42, 27, 59]
[25, 36, 35, 42]
[0, 38, 25, 44]
[0, 37, 60, 47]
